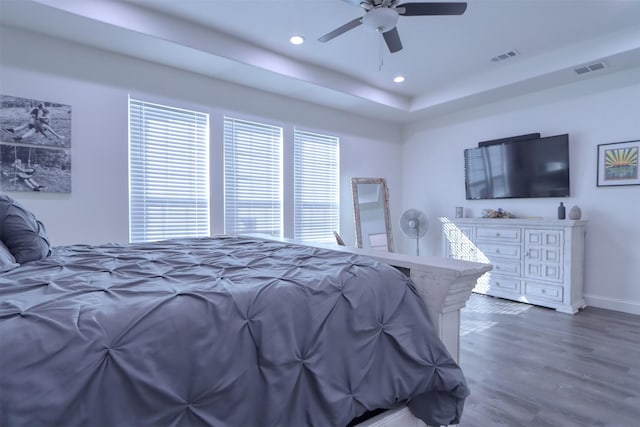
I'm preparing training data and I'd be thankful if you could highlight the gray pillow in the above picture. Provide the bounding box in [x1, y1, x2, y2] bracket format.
[0, 194, 51, 264]
[0, 240, 20, 272]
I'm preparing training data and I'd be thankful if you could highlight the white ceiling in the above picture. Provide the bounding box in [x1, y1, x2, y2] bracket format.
[2, 0, 640, 123]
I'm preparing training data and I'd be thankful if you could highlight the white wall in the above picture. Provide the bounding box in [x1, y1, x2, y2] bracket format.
[402, 67, 640, 314]
[0, 26, 402, 247]
[2, 25, 638, 314]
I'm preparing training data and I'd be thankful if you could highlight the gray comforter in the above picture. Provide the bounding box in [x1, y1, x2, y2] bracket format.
[0, 236, 469, 427]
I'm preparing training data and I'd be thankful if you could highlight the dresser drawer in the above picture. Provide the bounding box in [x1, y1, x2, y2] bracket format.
[524, 281, 563, 302]
[525, 229, 563, 248]
[489, 274, 521, 294]
[524, 261, 563, 282]
[476, 227, 521, 243]
[477, 242, 521, 260]
[526, 247, 562, 265]
[491, 259, 521, 276]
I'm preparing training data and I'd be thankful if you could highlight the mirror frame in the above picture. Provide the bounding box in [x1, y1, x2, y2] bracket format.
[351, 177, 394, 252]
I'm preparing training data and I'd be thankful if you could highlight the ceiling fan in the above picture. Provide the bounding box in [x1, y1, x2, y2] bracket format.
[318, 1, 467, 53]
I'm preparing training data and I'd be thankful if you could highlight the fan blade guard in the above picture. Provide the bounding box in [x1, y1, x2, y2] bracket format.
[400, 209, 429, 238]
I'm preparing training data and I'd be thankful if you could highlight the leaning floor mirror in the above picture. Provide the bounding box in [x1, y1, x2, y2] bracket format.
[351, 177, 394, 252]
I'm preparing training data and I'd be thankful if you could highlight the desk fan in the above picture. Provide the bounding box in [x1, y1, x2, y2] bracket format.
[400, 208, 428, 255]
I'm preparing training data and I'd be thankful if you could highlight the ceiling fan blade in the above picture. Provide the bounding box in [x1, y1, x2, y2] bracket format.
[318, 17, 363, 42]
[397, 2, 467, 16]
[383, 27, 403, 53]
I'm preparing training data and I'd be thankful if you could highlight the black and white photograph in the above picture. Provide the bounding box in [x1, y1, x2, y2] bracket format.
[0, 144, 71, 193]
[0, 95, 72, 193]
[0, 94, 71, 148]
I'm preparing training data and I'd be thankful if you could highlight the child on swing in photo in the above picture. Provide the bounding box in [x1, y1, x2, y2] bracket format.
[10, 158, 45, 191]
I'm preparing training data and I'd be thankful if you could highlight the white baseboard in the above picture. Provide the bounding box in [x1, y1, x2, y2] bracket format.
[584, 294, 640, 315]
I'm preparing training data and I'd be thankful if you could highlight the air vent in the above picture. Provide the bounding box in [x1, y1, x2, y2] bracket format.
[574, 61, 607, 75]
[491, 49, 519, 63]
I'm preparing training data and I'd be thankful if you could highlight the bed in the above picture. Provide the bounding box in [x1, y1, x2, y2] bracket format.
[0, 196, 491, 427]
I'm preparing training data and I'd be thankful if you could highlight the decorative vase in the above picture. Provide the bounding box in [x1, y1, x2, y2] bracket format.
[557, 202, 566, 220]
[569, 205, 582, 220]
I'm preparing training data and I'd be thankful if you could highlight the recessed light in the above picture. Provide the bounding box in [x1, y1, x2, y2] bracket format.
[290, 35, 305, 45]
[393, 76, 405, 83]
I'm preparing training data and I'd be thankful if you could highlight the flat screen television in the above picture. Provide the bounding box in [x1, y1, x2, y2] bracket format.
[464, 134, 570, 200]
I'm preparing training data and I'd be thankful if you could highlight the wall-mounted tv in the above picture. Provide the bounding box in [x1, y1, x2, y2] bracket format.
[464, 134, 570, 200]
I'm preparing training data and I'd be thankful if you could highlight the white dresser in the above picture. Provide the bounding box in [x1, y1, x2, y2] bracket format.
[441, 217, 587, 314]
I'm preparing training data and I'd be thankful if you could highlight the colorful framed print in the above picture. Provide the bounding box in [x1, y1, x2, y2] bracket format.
[597, 140, 639, 187]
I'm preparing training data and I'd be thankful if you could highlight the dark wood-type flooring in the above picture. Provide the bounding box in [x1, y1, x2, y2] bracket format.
[458, 294, 640, 427]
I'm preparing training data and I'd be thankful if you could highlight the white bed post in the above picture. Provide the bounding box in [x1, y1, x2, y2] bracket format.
[408, 264, 490, 363]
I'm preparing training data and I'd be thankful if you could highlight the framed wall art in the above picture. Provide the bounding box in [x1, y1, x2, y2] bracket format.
[0, 94, 71, 193]
[597, 140, 639, 187]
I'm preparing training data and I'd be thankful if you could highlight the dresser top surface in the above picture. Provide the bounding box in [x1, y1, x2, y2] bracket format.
[440, 217, 587, 227]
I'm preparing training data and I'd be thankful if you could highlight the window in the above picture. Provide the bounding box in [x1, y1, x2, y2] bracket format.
[129, 98, 209, 243]
[294, 129, 339, 243]
[224, 117, 282, 236]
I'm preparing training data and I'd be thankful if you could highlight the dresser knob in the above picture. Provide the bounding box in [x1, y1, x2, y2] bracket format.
[496, 233, 501, 237]
[541, 289, 546, 293]
[496, 249, 500, 254]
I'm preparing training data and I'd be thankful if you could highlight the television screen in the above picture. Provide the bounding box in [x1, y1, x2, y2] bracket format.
[465, 134, 570, 200]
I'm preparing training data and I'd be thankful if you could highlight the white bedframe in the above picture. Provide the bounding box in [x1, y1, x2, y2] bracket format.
[251, 235, 492, 427]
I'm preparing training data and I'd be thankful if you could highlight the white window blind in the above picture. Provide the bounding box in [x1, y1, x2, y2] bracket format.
[129, 98, 210, 243]
[224, 117, 282, 236]
[294, 129, 339, 243]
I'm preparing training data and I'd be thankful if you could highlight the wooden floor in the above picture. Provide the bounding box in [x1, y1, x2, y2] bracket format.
[458, 294, 640, 427]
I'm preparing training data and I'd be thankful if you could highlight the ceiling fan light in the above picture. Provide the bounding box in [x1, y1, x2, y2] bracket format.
[289, 35, 305, 45]
[363, 8, 399, 33]
[393, 75, 405, 83]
